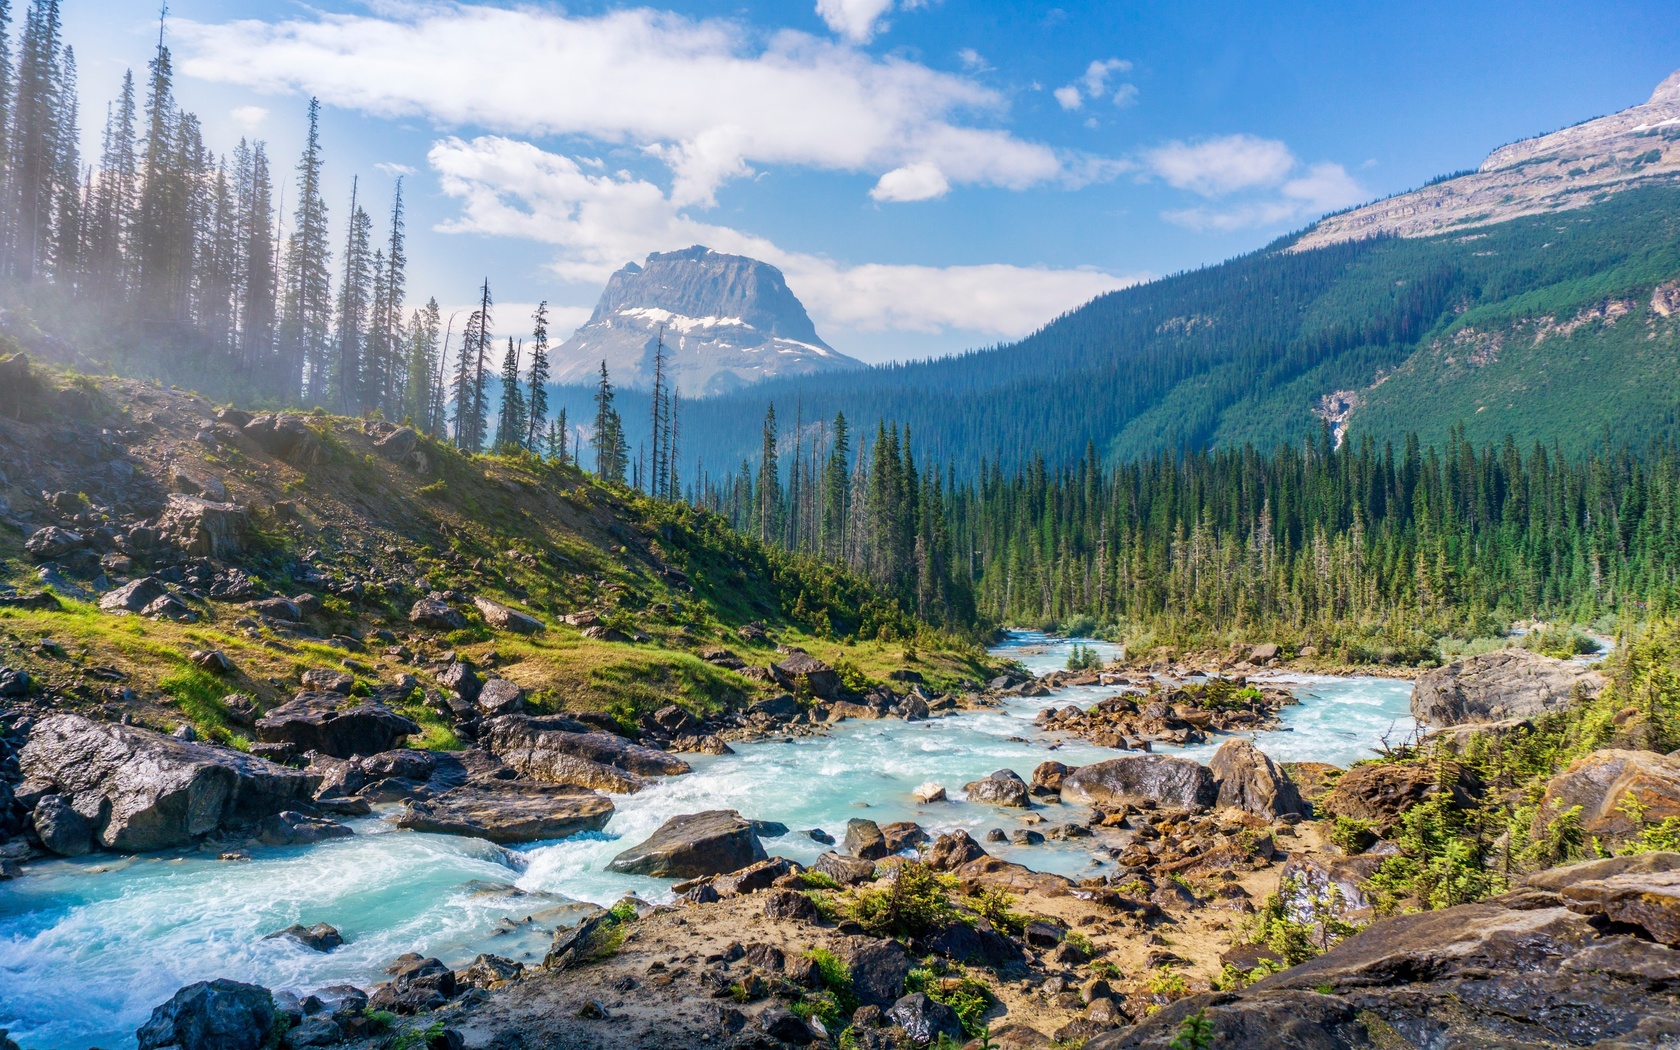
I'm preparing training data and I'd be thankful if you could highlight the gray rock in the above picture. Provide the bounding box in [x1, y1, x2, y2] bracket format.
[396, 781, 614, 844]
[436, 661, 482, 703]
[1060, 755, 1218, 812]
[773, 653, 842, 699]
[473, 597, 544, 634]
[19, 714, 316, 852]
[1411, 648, 1603, 726]
[838, 937, 914, 1009]
[757, 1004, 814, 1044]
[483, 715, 690, 793]
[887, 993, 964, 1047]
[136, 979, 276, 1050]
[409, 596, 467, 631]
[265, 923, 344, 952]
[99, 575, 167, 613]
[964, 768, 1032, 808]
[243, 414, 321, 464]
[25, 526, 84, 559]
[373, 426, 419, 460]
[254, 693, 420, 759]
[158, 494, 248, 559]
[260, 811, 353, 847]
[605, 809, 767, 878]
[1532, 748, 1680, 847]
[813, 850, 878, 884]
[32, 793, 94, 856]
[844, 817, 889, 860]
[475, 678, 527, 717]
[1209, 740, 1305, 820]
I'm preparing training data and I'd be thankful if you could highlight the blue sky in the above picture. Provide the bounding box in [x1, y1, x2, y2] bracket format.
[58, 0, 1680, 363]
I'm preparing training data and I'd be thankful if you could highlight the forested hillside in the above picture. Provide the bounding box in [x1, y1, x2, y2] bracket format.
[626, 182, 1680, 481]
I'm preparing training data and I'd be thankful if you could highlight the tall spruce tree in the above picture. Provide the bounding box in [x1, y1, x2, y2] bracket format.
[591, 360, 626, 483]
[8, 0, 64, 279]
[756, 403, 779, 542]
[494, 337, 525, 452]
[524, 301, 549, 451]
[330, 176, 371, 413]
[279, 97, 331, 401]
[404, 297, 440, 427]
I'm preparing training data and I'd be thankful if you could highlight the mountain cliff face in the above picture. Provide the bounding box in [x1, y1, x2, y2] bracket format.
[1294, 69, 1680, 251]
[551, 246, 864, 395]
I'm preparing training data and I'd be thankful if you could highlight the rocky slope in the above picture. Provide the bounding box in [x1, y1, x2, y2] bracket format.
[550, 246, 864, 395]
[1294, 69, 1680, 251]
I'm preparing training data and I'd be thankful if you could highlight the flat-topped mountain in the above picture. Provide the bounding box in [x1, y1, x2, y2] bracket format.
[1294, 68, 1680, 250]
[551, 246, 864, 395]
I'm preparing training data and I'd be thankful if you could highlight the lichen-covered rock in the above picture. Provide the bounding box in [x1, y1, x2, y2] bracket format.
[1060, 755, 1218, 812]
[474, 678, 527, 717]
[605, 809, 766, 878]
[1411, 648, 1603, 726]
[843, 817, 889, 859]
[1209, 740, 1305, 820]
[772, 653, 841, 699]
[19, 714, 316, 852]
[409, 596, 467, 631]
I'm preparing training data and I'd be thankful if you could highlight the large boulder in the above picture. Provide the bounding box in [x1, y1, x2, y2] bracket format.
[1411, 649, 1603, 726]
[604, 810, 767, 878]
[1559, 865, 1680, 946]
[25, 525, 84, 559]
[483, 715, 690, 793]
[19, 714, 315, 852]
[964, 769, 1032, 808]
[396, 781, 614, 844]
[772, 653, 842, 699]
[157, 494, 247, 559]
[31, 793, 94, 856]
[474, 678, 527, 717]
[1059, 755, 1218, 812]
[473, 597, 544, 635]
[1532, 748, 1680, 846]
[136, 979, 276, 1050]
[1209, 740, 1306, 820]
[837, 937, 914, 1009]
[242, 414, 320, 464]
[1320, 761, 1478, 833]
[254, 693, 420, 759]
[887, 993, 964, 1046]
[843, 817, 889, 860]
[409, 596, 467, 631]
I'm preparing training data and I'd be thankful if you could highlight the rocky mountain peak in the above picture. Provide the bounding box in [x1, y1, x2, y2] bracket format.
[552, 246, 863, 396]
[1293, 68, 1680, 252]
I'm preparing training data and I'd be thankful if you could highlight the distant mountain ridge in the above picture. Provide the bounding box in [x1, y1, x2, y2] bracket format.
[551, 246, 864, 396]
[1294, 69, 1680, 250]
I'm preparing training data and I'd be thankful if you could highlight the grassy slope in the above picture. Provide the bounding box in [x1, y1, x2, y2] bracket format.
[0, 367, 1000, 746]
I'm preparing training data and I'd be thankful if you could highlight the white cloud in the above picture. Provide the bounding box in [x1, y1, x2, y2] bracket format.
[957, 48, 990, 73]
[1054, 85, 1083, 111]
[375, 161, 417, 177]
[1148, 137, 1367, 231]
[1111, 83, 1138, 108]
[870, 161, 950, 202]
[176, 4, 1089, 208]
[816, 0, 895, 43]
[427, 135, 1135, 337]
[1146, 134, 1297, 196]
[231, 105, 267, 130]
[1081, 58, 1131, 96]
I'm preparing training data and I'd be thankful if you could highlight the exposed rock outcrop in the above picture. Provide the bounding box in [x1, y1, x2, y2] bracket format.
[1532, 748, 1680, 846]
[157, 494, 247, 559]
[1320, 760, 1479, 833]
[964, 768, 1032, 808]
[19, 714, 315, 852]
[1410, 648, 1602, 726]
[136, 979, 276, 1050]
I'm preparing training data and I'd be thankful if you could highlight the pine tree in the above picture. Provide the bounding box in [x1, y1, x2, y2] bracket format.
[756, 403, 780, 542]
[370, 178, 405, 415]
[330, 176, 371, 413]
[494, 337, 526, 452]
[279, 97, 332, 402]
[133, 14, 180, 317]
[237, 139, 276, 377]
[524, 301, 549, 451]
[87, 69, 137, 302]
[823, 412, 851, 558]
[466, 279, 492, 451]
[404, 297, 440, 427]
[648, 325, 667, 497]
[451, 303, 483, 452]
[550, 406, 568, 464]
[592, 361, 626, 483]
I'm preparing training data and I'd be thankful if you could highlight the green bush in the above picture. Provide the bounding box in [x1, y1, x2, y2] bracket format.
[850, 862, 958, 938]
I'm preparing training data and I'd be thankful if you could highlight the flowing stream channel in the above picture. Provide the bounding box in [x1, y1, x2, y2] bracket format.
[0, 632, 1416, 1049]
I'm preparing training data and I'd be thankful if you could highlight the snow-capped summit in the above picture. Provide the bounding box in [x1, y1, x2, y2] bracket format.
[551, 246, 864, 395]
